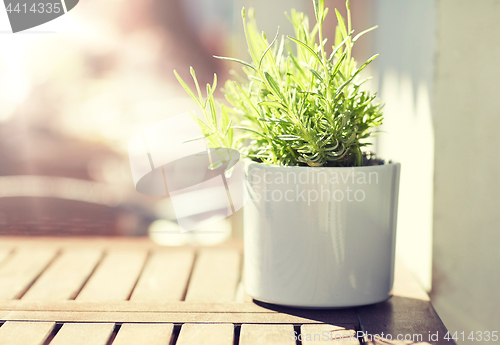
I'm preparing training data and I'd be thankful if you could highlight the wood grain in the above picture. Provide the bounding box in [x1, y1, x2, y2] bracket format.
[0, 310, 358, 326]
[130, 249, 194, 301]
[301, 325, 359, 344]
[0, 300, 359, 317]
[0, 300, 358, 326]
[0, 237, 451, 345]
[76, 250, 148, 301]
[0, 321, 54, 345]
[176, 324, 234, 345]
[239, 324, 295, 345]
[0, 248, 58, 299]
[22, 249, 102, 300]
[49, 323, 114, 345]
[112, 323, 174, 345]
[185, 249, 240, 302]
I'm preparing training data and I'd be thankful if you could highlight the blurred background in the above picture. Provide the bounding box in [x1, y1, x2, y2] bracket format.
[0, 0, 498, 338]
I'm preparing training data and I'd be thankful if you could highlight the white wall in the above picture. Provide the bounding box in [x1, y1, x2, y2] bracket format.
[373, 0, 500, 335]
[371, 0, 436, 292]
[432, 0, 500, 334]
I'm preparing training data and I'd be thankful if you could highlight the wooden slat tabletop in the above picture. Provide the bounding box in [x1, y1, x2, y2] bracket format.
[0, 237, 453, 345]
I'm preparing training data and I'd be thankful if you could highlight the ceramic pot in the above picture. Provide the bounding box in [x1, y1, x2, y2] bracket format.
[243, 161, 401, 308]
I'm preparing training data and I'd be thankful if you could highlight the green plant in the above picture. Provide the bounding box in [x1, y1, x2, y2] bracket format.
[174, 0, 383, 167]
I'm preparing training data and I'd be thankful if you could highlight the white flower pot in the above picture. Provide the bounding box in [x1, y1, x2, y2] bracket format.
[243, 161, 401, 308]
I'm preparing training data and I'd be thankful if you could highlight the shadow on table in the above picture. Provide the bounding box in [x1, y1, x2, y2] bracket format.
[355, 296, 455, 345]
[251, 299, 359, 328]
[252, 296, 455, 345]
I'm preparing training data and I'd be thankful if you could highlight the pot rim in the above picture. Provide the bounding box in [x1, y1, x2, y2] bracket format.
[243, 158, 400, 171]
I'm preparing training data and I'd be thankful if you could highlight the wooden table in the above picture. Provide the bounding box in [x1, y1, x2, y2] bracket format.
[0, 237, 453, 345]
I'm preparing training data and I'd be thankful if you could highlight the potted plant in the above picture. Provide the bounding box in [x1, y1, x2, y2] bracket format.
[174, 0, 400, 308]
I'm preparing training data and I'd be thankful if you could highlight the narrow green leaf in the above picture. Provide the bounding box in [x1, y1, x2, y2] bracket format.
[296, 90, 326, 100]
[289, 53, 307, 78]
[287, 73, 307, 90]
[233, 126, 266, 137]
[224, 117, 233, 135]
[174, 70, 202, 108]
[313, 0, 320, 21]
[299, 61, 324, 82]
[213, 56, 256, 71]
[259, 27, 280, 68]
[207, 87, 217, 129]
[248, 75, 264, 83]
[335, 54, 378, 98]
[331, 51, 347, 78]
[190, 67, 203, 104]
[258, 100, 287, 109]
[276, 135, 301, 141]
[322, 6, 329, 22]
[335, 9, 348, 39]
[221, 104, 230, 131]
[337, 70, 346, 81]
[326, 144, 347, 158]
[258, 118, 291, 124]
[352, 25, 378, 43]
[313, 0, 325, 24]
[328, 33, 351, 62]
[211, 73, 217, 93]
[350, 54, 378, 79]
[203, 74, 217, 108]
[227, 127, 233, 148]
[276, 36, 285, 71]
[324, 140, 340, 151]
[287, 36, 324, 68]
[182, 132, 214, 144]
[189, 112, 213, 135]
[234, 82, 261, 117]
[344, 132, 356, 145]
[264, 71, 284, 99]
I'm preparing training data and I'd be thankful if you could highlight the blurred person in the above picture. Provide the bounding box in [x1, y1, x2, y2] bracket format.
[0, 0, 231, 236]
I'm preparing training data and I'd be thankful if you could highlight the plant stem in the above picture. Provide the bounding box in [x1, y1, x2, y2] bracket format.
[345, 1, 352, 87]
[317, 9, 332, 114]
